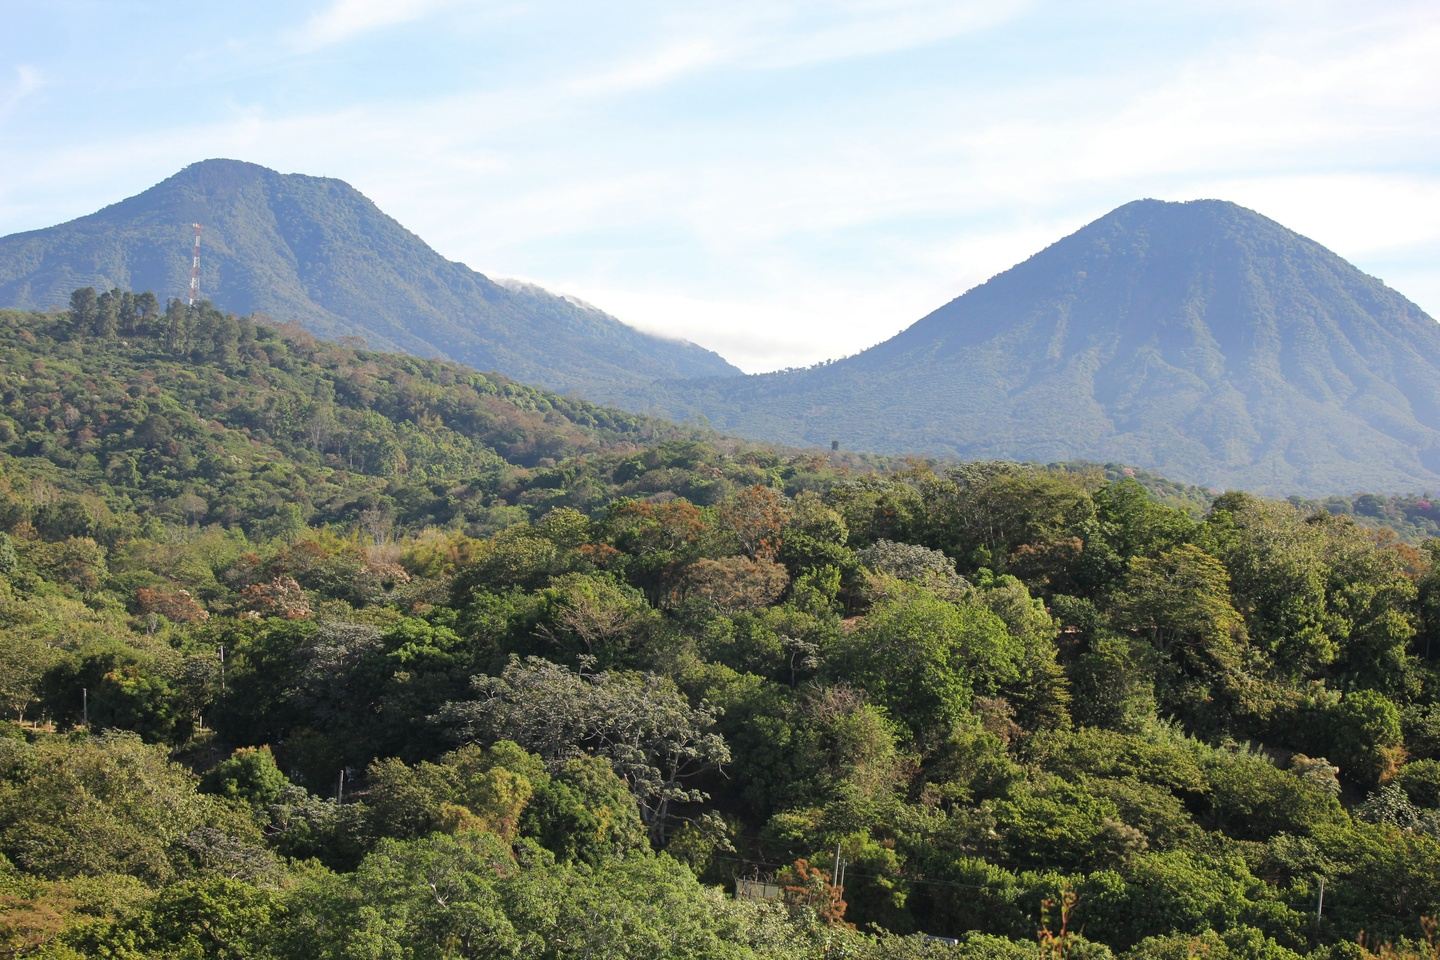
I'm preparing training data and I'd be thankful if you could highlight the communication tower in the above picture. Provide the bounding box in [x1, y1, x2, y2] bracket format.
[187, 223, 202, 305]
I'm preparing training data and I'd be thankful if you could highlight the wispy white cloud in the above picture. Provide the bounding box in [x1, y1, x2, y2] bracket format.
[2, 1, 1438, 371]
[288, 0, 456, 51]
[0, 66, 42, 120]
[571, 41, 727, 96]
[734, 0, 1035, 70]
[567, 0, 1031, 96]
[1057, 17, 1440, 184]
[522, 4, 1440, 365]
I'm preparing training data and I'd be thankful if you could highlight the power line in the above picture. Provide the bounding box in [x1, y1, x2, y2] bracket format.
[661, 812, 1005, 894]
[660, 813, 991, 868]
[708, 854, 998, 893]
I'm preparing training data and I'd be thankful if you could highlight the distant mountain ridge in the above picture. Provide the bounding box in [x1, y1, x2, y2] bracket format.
[618, 200, 1440, 495]
[0, 159, 739, 394]
[8, 168, 1438, 495]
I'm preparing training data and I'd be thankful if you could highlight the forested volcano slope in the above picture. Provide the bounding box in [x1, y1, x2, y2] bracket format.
[0, 296, 742, 540]
[624, 200, 1440, 496]
[3, 296, 1440, 958]
[0, 159, 738, 394]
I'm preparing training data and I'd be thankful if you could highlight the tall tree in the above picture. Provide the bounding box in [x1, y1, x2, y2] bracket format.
[1111, 544, 1255, 728]
[67, 286, 97, 332]
[833, 585, 1022, 741]
[94, 288, 120, 338]
[440, 657, 729, 839]
[1203, 494, 1333, 675]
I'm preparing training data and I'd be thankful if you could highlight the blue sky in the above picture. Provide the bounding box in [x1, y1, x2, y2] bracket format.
[2, 0, 1438, 371]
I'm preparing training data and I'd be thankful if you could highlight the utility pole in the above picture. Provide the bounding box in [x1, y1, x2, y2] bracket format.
[187, 223, 202, 305]
[337, 768, 346, 804]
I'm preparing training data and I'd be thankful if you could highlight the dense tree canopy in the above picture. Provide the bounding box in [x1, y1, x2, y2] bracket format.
[2, 295, 1440, 958]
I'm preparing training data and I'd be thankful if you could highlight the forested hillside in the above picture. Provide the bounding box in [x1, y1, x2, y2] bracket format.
[3, 295, 1440, 958]
[0, 290, 765, 542]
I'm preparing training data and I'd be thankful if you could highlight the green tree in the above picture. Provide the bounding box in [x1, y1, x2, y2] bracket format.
[1111, 544, 1254, 729]
[109, 875, 282, 960]
[1202, 744, 1346, 839]
[1203, 495, 1333, 676]
[833, 586, 1022, 741]
[1093, 479, 1196, 562]
[94, 288, 120, 339]
[1326, 689, 1405, 787]
[279, 832, 530, 959]
[856, 540, 966, 593]
[162, 298, 190, 354]
[927, 465, 1094, 577]
[536, 572, 659, 668]
[67, 287, 98, 333]
[1393, 758, 1440, 808]
[1070, 634, 1160, 732]
[0, 732, 258, 883]
[1319, 516, 1421, 694]
[1418, 539, 1440, 661]
[0, 630, 57, 722]
[521, 755, 647, 864]
[441, 657, 729, 839]
[201, 746, 292, 806]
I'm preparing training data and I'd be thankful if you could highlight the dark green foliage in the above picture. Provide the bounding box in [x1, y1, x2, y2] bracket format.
[1200, 745, 1346, 840]
[0, 302, 730, 541]
[102, 875, 282, 960]
[830, 585, 1021, 740]
[1394, 759, 1440, 808]
[3, 299, 1440, 958]
[1070, 635, 1161, 731]
[0, 732, 262, 884]
[522, 755, 649, 864]
[200, 746, 291, 806]
[440, 656, 729, 838]
[1322, 690, 1406, 788]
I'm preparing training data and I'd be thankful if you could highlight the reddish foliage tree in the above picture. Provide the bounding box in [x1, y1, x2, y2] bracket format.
[718, 485, 791, 561]
[238, 576, 311, 619]
[780, 858, 849, 926]
[135, 586, 209, 624]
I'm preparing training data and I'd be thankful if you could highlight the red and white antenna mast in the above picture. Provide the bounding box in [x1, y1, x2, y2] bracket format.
[187, 223, 202, 305]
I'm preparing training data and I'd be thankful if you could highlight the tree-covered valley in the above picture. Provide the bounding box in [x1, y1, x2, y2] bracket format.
[3, 293, 1440, 959]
